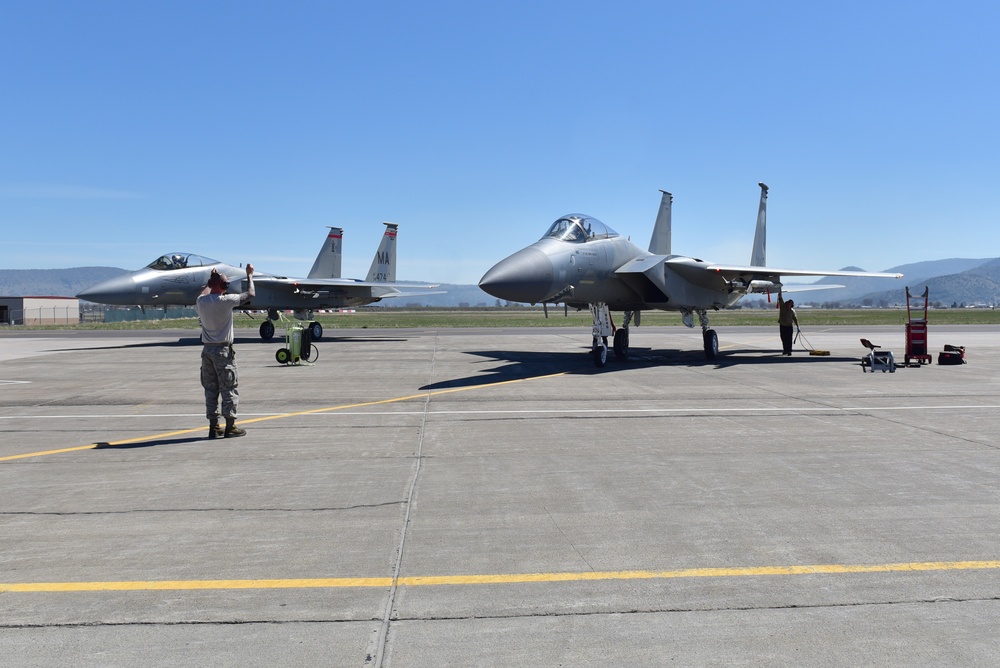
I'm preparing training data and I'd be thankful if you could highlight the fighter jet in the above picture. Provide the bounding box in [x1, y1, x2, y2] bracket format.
[479, 183, 903, 367]
[77, 223, 442, 341]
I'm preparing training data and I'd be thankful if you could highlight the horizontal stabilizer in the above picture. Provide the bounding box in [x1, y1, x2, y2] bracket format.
[748, 282, 845, 294]
[780, 283, 845, 292]
[376, 290, 448, 299]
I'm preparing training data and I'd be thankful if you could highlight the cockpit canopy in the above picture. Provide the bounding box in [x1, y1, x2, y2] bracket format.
[542, 214, 618, 243]
[146, 253, 219, 271]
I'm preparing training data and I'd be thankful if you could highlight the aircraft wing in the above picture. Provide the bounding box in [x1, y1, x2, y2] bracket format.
[705, 264, 903, 280]
[700, 264, 902, 295]
[254, 276, 443, 297]
[616, 257, 902, 296]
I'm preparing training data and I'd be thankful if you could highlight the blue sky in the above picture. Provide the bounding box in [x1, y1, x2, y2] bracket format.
[2, 1, 998, 284]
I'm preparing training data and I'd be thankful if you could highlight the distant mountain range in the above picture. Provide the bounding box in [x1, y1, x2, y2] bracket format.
[804, 258, 1000, 307]
[0, 267, 131, 299]
[2, 258, 999, 308]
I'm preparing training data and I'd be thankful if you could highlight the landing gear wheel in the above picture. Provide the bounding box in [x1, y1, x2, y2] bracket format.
[592, 337, 608, 368]
[275, 348, 290, 364]
[260, 320, 275, 341]
[613, 329, 629, 359]
[309, 321, 323, 340]
[703, 329, 719, 359]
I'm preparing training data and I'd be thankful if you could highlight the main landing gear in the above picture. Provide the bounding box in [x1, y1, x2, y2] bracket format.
[587, 305, 719, 369]
[257, 310, 323, 342]
[703, 328, 718, 358]
[682, 308, 718, 359]
[259, 319, 276, 340]
[612, 310, 635, 360]
[613, 328, 629, 359]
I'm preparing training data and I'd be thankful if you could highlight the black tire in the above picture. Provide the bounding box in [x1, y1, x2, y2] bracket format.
[703, 329, 719, 359]
[275, 348, 290, 364]
[309, 321, 323, 340]
[260, 320, 275, 341]
[613, 329, 629, 359]
[593, 339, 607, 368]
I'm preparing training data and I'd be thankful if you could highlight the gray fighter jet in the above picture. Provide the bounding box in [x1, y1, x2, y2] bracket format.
[479, 183, 903, 366]
[77, 223, 442, 341]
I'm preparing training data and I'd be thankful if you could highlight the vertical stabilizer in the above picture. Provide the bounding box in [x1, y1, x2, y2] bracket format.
[750, 182, 767, 267]
[648, 190, 672, 254]
[367, 222, 397, 282]
[308, 227, 343, 278]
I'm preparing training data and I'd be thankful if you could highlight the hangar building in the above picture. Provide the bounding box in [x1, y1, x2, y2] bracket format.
[0, 296, 80, 325]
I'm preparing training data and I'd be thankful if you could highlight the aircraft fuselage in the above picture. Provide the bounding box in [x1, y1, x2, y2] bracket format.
[76, 262, 247, 306]
[480, 232, 744, 313]
[77, 265, 392, 311]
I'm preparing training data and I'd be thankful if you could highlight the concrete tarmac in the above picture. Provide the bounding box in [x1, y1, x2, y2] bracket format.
[2, 324, 999, 666]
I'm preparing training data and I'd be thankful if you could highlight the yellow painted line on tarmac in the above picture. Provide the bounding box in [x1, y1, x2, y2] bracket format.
[1, 577, 393, 592]
[0, 372, 567, 462]
[3, 560, 999, 593]
[400, 560, 1000, 586]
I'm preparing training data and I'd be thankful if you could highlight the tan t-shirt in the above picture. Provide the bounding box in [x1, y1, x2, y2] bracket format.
[196, 279, 254, 344]
[777, 297, 797, 327]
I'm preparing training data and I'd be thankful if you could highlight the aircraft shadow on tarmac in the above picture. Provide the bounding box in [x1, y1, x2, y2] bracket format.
[93, 436, 208, 450]
[50, 338, 204, 353]
[50, 334, 411, 354]
[419, 346, 861, 391]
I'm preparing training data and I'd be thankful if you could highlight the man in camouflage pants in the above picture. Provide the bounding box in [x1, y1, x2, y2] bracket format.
[196, 264, 255, 438]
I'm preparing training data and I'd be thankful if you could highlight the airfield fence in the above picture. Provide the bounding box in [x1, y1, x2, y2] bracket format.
[79, 304, 199, 323]
[0, 303, 203, 326]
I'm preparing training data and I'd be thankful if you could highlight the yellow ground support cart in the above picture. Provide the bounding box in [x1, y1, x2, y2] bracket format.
[275, 322, 319, 365]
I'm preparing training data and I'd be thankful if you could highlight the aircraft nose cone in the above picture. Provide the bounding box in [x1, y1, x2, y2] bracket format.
[76, 274, 136, 304]
[479, 246, 554, 304]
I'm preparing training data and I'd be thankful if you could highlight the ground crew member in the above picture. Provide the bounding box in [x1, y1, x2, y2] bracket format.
[777, 290, 799, 356]
[196, 264, 255, 438]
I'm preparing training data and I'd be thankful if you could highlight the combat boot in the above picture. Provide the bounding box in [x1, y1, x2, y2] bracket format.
[208, 419, 224, 439]
[224, 417, 247, 438]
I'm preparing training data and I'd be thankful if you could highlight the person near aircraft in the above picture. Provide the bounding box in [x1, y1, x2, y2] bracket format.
[777, 291, 799, 356]
[196, 264, 255, 438]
